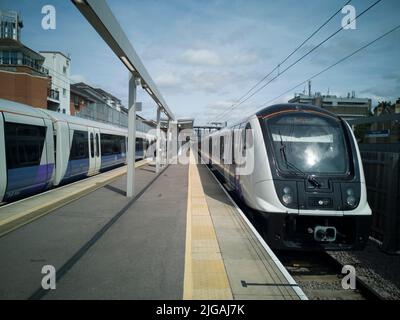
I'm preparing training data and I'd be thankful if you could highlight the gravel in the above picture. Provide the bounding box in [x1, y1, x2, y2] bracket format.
[329, 239, 400, 300]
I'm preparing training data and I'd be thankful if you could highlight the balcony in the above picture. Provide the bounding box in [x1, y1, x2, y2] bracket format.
[0, 56, 49, 76]
[48, 89, 60, 101]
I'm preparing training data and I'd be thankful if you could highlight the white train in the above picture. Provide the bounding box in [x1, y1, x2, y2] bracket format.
[200, 103, 371, 250]
[0, 99, 155, 203]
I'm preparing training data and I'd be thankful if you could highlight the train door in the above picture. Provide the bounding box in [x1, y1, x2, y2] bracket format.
[1, 113, 50, 201]
[94, 128, 101, 173]
[0, 112, 7, 203]
[87, 127, 96, 176]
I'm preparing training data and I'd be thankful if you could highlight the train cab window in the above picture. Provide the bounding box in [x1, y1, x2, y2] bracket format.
[95, 133, 100, 157]
[265, 113, 348, 174]
[90, 133, 94, 158]
[5, 122, 46, 169]
[70, 131, 89, 160]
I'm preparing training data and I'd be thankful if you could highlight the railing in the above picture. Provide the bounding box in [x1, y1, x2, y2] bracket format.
[48, 89, 60, 101]
[75, 102, 154, 133]
[0, 56, 49, 75]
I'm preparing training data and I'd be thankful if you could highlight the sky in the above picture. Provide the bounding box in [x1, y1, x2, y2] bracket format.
[1, 0, 399, 124]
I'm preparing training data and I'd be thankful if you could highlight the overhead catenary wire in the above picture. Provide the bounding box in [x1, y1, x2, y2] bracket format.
[215, 0, 352, 121]
[213, 0, 383, 122]
[246, 23, 400, 116]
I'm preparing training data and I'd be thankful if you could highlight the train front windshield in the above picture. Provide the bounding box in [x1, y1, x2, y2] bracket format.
[266, 112, 348, 175]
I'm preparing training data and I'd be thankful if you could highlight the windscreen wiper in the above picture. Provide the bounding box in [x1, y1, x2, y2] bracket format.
[279, 130, 304, 176]
[278, 131, 321, 188]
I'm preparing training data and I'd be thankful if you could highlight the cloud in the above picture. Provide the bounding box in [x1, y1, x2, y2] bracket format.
[70, 74, 88, 84]
[191, 99, 258, 125]
[181, 49, 221, 66]
[229, 52, 259, 65]
[154, 73, 182, 88]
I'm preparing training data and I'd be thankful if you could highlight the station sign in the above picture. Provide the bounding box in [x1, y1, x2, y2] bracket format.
[366, 129, 390, 138]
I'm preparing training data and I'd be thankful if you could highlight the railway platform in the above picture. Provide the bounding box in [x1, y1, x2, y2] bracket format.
[0, 152, 306, 300]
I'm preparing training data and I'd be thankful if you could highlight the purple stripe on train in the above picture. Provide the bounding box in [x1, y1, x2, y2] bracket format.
[4, 163, 54, 201]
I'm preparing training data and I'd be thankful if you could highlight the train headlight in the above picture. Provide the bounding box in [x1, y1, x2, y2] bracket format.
[346, 195, 357, 207]
[283, 186, 291, 194]
[346, 188, 357, 207]
[282, 194, 293, 205]
[282, 186, 293, 205]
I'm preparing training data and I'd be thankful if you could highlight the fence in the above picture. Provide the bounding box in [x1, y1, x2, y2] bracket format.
[349, 113, 400, 253]
[76, 102, 154, 133]
[359, 145, 400, 253]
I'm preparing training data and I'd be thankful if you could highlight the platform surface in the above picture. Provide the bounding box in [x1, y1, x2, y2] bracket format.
[0, 155, 305, 300]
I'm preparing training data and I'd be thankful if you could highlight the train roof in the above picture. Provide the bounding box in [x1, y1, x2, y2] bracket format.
[256, 103, 341, 119]
[0, 98, 126, 134]
[0, 98, 53, 120]
[0, 99, 158, 138]
[39, 108, 127, 134]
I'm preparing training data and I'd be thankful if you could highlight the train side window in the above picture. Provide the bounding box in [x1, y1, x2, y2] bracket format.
[245, 123, 253, 148]
[120, 136, 126, 153]
[90, 133, 94, 158]
[220, 135, 224, 161]
[136, 138, 144, 153]
[232, 125, 238, 164]
[100, 134, 124, 156]
[53, 128, 57, 160]
[70, 131, 89, 160]
[95, 133, 100, 157]
[4, 122, 46, 169]
[100, 133, 112, 156]
[242, 123, 252, 157]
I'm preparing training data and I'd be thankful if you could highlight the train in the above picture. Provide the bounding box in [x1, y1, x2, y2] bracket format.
[199, 103, 371, 250]
[0, 98, 156, 204]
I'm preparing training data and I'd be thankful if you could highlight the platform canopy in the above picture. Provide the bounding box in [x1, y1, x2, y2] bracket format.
[71, 0, 175, 121]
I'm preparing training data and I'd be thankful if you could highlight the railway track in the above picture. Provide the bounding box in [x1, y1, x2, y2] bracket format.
[275, 250, 382, 300]
[204, 162, 382, 300]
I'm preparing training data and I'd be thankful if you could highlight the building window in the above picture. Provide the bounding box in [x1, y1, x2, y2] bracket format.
[63, 88, 66, 97]
[73, 95, 79, 107]
[63, 66, 67, 74]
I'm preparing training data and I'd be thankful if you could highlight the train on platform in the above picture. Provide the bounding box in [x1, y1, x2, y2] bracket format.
[0, 98, 156, 204]
[199, 103, 371, 250]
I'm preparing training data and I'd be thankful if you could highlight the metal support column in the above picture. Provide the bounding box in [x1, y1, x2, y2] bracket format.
[166, 119, 171, 165]
[126, 74, 137, 197]
[156, 107, 161, 173]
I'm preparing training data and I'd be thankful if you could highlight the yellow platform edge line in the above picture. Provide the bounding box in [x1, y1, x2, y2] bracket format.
[183, 150, 233, 300]
[183, 155, 193, 300]
[0, 159, 150, 237]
